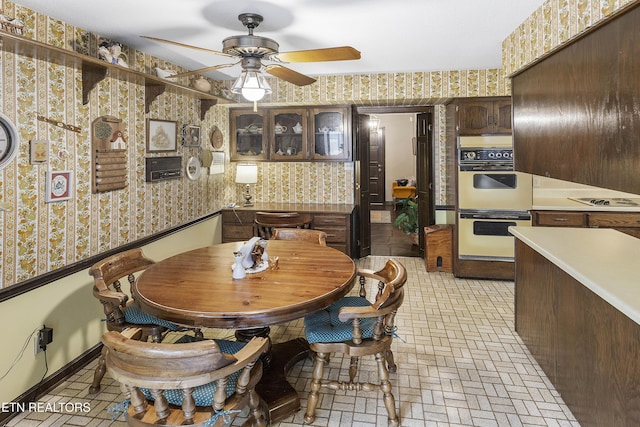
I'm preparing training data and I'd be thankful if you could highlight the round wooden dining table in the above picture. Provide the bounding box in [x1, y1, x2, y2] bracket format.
[132, 240, 356, 423]
[133, 240, 356, 328]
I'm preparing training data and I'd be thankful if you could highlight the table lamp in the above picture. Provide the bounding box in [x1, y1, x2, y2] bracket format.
[235, 163, 258, 206]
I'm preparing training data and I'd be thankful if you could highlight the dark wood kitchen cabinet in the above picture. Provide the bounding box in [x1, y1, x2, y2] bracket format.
[532, 210, 640, 238]
[269, 108, 308, 161]
[455, 97, 511, 135]
[221, 203, 355, 256]
[514, 233, 640, 427]
[229, 109, 268, 161]
[309, 107, 351, 161]
[229, 105, 351, 162]
[512, 3, 640, 195]
[532, 211, 587, 227]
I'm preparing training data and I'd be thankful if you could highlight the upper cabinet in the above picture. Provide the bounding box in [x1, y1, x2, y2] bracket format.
[269, 108, 308, 161]
[309, 107, 351, 161]
[456, 97, 512, 135]
[230, 105, 351, 161]
[230, 109, 268, 161]
[512, 3, 640, 194]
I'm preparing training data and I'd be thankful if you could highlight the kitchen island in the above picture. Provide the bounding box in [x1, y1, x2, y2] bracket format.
[509, 226, 640, 427]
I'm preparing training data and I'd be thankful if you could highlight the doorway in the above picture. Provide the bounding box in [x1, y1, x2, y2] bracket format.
[369, 126, 386, 208]
[355, 106, 435, 258]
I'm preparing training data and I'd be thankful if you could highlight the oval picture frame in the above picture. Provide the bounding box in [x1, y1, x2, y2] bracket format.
[210, 126, 223, 150]
[186, 156, 201, 180]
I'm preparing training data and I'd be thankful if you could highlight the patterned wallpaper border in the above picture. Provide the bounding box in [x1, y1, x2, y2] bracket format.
[503, 0, 637, 76]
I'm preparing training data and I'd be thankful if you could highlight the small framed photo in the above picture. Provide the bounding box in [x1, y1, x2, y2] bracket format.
[30, 140, 49, 164]
[147, 119, 177, 152]
[45, 170, 74, 203]
[182, 124, 201, 147]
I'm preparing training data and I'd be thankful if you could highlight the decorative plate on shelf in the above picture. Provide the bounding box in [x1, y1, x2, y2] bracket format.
[185, 156, 201, 180]
[210, 126, 223, 150]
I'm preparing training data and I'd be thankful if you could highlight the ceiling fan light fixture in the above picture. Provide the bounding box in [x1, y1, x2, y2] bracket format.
[232, 69, 272, 102]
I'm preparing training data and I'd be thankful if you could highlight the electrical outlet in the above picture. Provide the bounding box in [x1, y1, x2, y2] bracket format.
[34, 335, 43, 355]
[34, 326, 53, 355]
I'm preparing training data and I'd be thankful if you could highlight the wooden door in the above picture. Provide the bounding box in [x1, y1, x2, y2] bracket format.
[368, 127, 386, 207]
[354, 108, 371, 258]
[416, 111, 435, 254]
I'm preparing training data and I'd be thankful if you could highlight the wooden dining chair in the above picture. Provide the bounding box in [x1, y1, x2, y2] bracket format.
[102, 328, 269, 427]
[89, 248, 199, 394]
[254, 211, 312, 239]
[303, 259, 407, 426]
[271, 228, 327, 246]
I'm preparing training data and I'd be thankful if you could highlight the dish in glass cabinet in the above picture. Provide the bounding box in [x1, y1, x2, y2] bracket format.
[186, 156, 201, 180]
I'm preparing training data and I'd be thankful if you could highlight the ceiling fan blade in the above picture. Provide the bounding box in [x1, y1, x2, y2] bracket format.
[141, 36, 235, 58]
[272, 46, 361, 63]
[265, 65, 317, 86]
[169, 62, 239, 78]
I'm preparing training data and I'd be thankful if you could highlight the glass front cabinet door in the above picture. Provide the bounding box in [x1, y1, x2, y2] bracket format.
[269, 108, 307, 161]
[310, 107, 351, 161]
[230, 109, 267, 161]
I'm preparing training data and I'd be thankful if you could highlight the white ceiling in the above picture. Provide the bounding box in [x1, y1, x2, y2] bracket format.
[16, 0, 544, 81]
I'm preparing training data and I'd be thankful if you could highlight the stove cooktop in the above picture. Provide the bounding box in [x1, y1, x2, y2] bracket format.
[568, 197, 640, 207]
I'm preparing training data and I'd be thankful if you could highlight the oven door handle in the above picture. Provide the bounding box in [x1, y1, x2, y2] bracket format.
[459, 210, 531, 221]
[459, 163, 513, 172]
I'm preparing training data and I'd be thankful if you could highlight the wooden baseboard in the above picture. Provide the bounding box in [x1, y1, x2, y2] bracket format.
[0, 344, 102, 425]
[454, 258, 515, 280]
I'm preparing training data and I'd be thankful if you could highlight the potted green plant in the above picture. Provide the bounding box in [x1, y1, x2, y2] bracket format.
[392, 199, 419, 244]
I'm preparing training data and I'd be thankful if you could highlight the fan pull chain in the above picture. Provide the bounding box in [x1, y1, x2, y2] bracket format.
[253, 101, 258, 112]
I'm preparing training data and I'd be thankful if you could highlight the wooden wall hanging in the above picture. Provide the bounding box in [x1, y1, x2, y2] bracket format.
[91, 115, 128, 193]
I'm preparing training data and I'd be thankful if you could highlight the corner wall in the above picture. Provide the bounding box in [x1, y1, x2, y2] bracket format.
[0, 215, 221, 404]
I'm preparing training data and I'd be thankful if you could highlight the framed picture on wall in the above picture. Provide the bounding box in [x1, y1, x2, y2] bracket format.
[146, 119, 177, 152]
[182, 124, 201, 147]
[45, 170, 74, 203]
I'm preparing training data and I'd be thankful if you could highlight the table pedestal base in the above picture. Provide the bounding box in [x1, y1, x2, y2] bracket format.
[255, 337, 310, 424]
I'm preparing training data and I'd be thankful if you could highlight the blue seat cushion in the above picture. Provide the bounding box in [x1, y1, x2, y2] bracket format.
[141, 339, 246, 407]
[123, 304, 179, 330]
[304, 296, 376, 344]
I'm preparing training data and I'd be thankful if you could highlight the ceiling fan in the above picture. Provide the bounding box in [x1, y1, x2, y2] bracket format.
[142, 13, 361, 101]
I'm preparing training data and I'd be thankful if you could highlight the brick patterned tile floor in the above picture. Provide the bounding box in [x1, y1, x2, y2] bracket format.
[7, 256, 580, 427]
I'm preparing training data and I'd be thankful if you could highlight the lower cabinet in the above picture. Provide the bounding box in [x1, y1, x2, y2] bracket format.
[312, 214, 349, 254]
[532, 210, 640, 238]
[221, 204, 354, 256]
[515, 240, 640, 427]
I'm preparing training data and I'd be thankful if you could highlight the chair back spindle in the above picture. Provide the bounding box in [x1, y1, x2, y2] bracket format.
[102, 328, 268, 426]
[271, 228, 327, 245]
[254, 211, 312, 239]
[303, 259, 407, 427]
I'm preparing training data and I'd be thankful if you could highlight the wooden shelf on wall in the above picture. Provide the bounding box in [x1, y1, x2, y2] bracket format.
[0, 31, 233, 118]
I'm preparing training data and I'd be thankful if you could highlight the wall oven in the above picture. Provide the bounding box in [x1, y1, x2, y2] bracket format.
[458, 210, 531, 261]
[457, 136, 532, 262]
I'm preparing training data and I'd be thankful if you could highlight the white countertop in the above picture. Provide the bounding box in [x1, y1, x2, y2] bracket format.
[509, 226, 640, 325]
[533, 197, 640, 211]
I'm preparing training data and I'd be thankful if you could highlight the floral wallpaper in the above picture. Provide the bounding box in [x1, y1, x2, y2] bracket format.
[4, 0, 624, 289]
[502, 0, 637, 76]
[0, 2, 230, 288]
